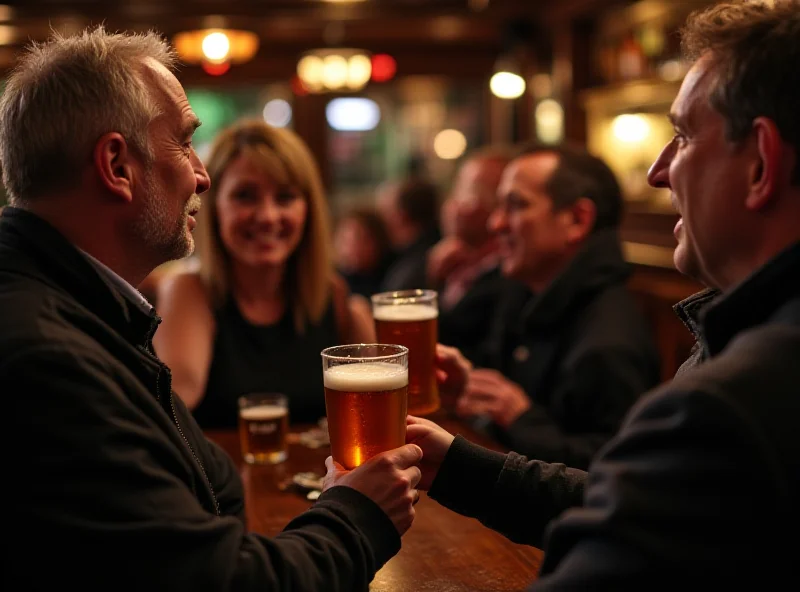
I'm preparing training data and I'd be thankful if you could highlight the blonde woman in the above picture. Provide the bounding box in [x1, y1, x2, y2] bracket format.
[155, 120, 374, 428]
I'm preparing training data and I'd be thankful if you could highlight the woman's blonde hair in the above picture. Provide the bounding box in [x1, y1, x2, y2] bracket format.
[197, 119, 333, 332]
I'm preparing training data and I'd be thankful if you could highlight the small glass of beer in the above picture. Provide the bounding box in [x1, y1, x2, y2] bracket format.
[321, 344, 408, 469]
[238, 393, 290, 464]
[371, 289, 440, 416]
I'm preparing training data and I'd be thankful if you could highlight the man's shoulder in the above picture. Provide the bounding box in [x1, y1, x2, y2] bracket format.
[677, 321, 800, 395]
[562, 282, 656, 357]
[627, 322, 800, 465]
[0, 268, 101, 366]
[646, 322, 799, 402]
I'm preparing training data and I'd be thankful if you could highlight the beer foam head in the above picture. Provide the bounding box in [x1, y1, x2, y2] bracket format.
[372, 303, 438, 322]
[324, 362, 408, 392]
[240, 405, 288, 421]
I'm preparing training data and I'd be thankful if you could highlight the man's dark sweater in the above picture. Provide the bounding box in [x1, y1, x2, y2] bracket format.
[430, 240, 800, 589]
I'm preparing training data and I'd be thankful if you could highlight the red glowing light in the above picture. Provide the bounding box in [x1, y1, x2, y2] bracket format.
[291, 75, 309, 96]
[371, 54, 397, 83]
[201, 60, 231, 76]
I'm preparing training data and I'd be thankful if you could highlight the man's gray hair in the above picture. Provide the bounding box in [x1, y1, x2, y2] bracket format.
[0, 26, 178, 204]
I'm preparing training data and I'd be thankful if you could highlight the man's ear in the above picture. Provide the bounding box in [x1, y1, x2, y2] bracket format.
[563, 197, 597, 244]
[93, 132, 136, 203]
[745, 116, 784, 212]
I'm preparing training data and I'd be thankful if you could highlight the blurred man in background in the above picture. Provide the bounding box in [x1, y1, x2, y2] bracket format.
[378, 177, 441, 292]
[428, 145, 518, 363]
[449, 143, 660, 469]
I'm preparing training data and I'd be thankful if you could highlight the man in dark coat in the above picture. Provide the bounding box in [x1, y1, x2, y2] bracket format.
[1, 26, 420, 591]
[447, 143, 661, 469]
[394, 2, 800, 588]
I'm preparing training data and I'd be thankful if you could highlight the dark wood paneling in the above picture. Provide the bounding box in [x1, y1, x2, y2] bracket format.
[627, 265, 701, 382]
[621, 208, 680, 249]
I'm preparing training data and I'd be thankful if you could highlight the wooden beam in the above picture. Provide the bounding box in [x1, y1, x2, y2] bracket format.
[543, 0, 632, 24]
[174, 45, 497, 87]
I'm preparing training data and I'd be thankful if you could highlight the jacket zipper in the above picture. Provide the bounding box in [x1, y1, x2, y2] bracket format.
[156, 365, 221, 516]
[145, 318, 220, 516]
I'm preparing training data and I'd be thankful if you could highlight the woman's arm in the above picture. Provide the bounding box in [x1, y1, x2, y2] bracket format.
[348, 294, 377, 343]
[331, 274, 376, 344]
[152, 272, 216, 409]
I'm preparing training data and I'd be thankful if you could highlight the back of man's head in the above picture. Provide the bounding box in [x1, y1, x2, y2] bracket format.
[0, 26, 176, 205]
[395, 178, 441, 233]
[681, 0, 799, 186]
[515, 142, 623, 233]
[460, 144, 516, 207]
[465, 144, 517, 170]
[447, 144, 515, 245]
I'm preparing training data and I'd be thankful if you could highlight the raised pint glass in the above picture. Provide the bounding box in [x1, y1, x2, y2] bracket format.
[238, 393, 289, 464]
[371, 290, 440, 415]
[322, 344, 408, 469]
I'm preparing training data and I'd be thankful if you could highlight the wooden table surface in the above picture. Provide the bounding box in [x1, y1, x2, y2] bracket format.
[206, 410, 543, 591]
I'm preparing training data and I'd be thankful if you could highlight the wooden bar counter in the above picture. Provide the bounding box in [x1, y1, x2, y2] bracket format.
[206, 411, 543, 591]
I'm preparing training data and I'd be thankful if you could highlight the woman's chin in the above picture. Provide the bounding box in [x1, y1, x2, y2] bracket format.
[231, 250, 289, 269]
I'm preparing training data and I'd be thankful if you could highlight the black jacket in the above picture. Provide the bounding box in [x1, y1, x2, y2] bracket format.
[380, 228, 440, 292]
[478, 229, 661, 468]
[1, 207, 399, 591]
[437, 265, 514, 364]
[430, 239, 800, 589]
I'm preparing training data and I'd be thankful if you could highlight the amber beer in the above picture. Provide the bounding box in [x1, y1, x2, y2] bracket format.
[238, 394, 289, 464]
[322, 345, 408, 469]
[372, 290, 440, 416]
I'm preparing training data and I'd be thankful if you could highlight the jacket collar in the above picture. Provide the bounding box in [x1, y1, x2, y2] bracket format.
[521, 228, 631, 328]
[0, 207, 159, 347]
[674, 240, 800, 357]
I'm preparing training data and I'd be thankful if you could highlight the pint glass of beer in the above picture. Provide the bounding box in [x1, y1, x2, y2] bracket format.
[238, 393, 289, 464]
[321, 344, 408, 469]
[371, 289, 440, 416]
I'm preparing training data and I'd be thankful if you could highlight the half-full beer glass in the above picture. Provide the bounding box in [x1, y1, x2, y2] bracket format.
[321, 344, 408, 469]
[371, 289, 440, 415]
[238, 393, 289, 464]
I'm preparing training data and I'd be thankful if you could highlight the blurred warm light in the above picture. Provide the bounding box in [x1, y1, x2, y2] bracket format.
[658, 59, 685, 82]
[639, 25, 665, 57]
[0, 24, 13, 45]
[612, 114, 650, 143]
[535, 99, 564, 144]
[202, 32, 230, 63]
[371, 54, 397, 82]
[291, 75, 310, 96]
[322, 55, 349, 89]
[263, 99, 292, 128]
[490, 72, 526, 99]
[297, 55, 325, 92]
[297, 49, 372, 93]
[347, 54, 372, 89]
[433, 129, 467, 160]
[173, 29, 259, 67]
[326, 98, 381, 132]
[0, 5, 13, 22]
